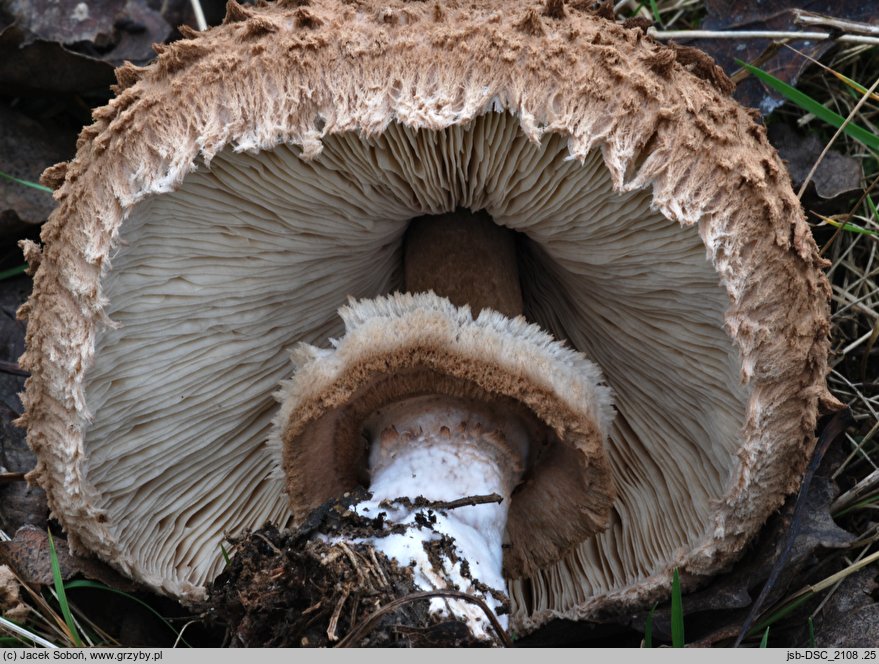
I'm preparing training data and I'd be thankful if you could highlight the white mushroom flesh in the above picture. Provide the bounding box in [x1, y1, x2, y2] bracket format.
[345, 396, 528, 638]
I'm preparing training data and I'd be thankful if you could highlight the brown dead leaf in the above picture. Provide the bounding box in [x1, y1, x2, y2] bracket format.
[0, 525, 138, 591]
[811, 567, 879, 647]
[769, 124, 863, 200]
[0, 0, 197, 95]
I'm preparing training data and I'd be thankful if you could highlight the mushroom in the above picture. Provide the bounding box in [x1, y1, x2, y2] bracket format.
[19, 0, 834, 638]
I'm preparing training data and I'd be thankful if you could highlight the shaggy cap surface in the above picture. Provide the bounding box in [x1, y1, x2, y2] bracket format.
[20, 0, 832, 632]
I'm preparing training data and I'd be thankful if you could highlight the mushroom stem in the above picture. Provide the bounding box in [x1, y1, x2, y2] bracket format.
[339, 212, 527, 640]
[404, 210, 523, 317]
[354, 395, 528, 640]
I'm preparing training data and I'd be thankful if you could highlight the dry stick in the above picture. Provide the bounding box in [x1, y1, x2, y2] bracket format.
[809, 543, 876, 620]
[795, 11, 879, 37]
[647, 28, 879, 46]
[819, 171, 879, 257]
[336, 589, 512, 648]
[380, 493, 503, 511]
[0, 360, 28, 377]
[189, 0, 207, 31]
[798, 72, 879, 199]
[831, 468, 879, 515]
[733, 408, 852, 648]
[0, 616, 59, 649]
[783, 44, 879, 103]
[252, 532, 281, 555]
[831, 421, 879, 481]
[0, 472, 26, 483]
[860, 323, 879, 384]
[326, 588, 350, 642]
[417, 493, 503, 511]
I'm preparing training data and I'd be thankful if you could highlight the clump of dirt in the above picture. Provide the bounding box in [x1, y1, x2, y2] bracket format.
[206, 489, 493, 647]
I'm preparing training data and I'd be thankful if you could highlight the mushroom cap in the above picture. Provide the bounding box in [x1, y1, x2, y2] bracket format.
[274, 291, 616, 579]
[20, 0, 833, 632]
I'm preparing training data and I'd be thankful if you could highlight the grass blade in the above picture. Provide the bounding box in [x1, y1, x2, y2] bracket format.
[647, 0, 662, 25]
[47, 530, 82, 647]
[736, 60, 879, 153]
[64, 580, 192, 647]
[0, 265, 28, 281]
[815, 212, 879, 238]
[671, 568, 685, 648]
[219, 542, 231, 567]
[760, 626, 770, 648]
[643, 603, 656, 648]
[0, 170, 53, 193]
[867, 195, 879, 225]
[808, 617, 816, 647]
[750, 591, 813, 636]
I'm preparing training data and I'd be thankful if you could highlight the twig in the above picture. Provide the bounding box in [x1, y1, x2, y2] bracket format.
[0, 360, 28, 377]
[380, 493, 503, 512]
[810, 544, 879, 620]
[0, 616, 59, 649]
[189, 0, 207, 31]
[798, 72, 879, 199]
[794, 11, 879, 37]
[0, 472, 26, 484]
[831, 468, 879, 515]
[253, 532, 281, 555]
[416, 493, 503, 511]
[832, 423, 879, 480]
[368, 547, 389, 588]
[336, 589, 511, 648]
[647, 28, 879, 46]
[336, 541, 368, 586]
[326, 588, 350, 642]
[173, 620, 198, 648]
[820, 172, 879, 257]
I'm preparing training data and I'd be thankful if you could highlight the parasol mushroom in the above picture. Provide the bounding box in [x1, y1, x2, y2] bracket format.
[19, 0, 835, 637]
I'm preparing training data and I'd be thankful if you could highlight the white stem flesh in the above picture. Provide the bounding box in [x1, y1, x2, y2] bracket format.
[353, 397, 528, 641]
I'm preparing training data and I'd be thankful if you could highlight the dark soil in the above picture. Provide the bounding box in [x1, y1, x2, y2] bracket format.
[206, 490, 495, 647]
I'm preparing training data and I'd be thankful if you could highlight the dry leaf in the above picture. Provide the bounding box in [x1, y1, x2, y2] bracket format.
[0, 525, 138, 591]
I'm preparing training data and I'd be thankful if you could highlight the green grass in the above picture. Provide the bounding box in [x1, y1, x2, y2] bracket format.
[48, 530, 82, 647]
[867, 195, 879, 224]
[737, 60, 879, 153]
[814, 213, 879, 239]
[63, 580, 192, 647]
[0, 264, 28, 280]
[641, 571, 684, 647]
[0, 170, 52, 193]
[647, 0, 662, 25]
[643, 603, 656, 648]
[671, 568, 685, 648]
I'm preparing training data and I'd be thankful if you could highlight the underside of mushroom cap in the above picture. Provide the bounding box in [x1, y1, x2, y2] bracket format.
[273, 291, 616, 578]
[20, 0, 833, 632]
